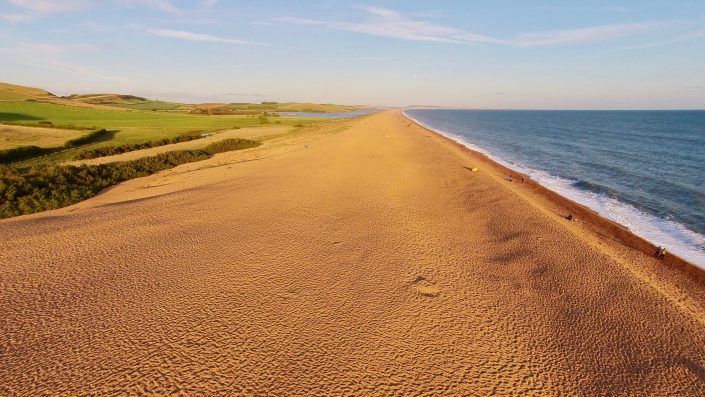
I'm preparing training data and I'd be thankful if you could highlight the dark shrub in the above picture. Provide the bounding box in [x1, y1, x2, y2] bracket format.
[0, 139, 261, 218]
[64, 129, 111, 147]
[203, 139, 260, 154]
[0, 146, 56, 164]
[74, 133, 203, 160]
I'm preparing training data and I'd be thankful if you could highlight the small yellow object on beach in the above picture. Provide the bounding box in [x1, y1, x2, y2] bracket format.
[471, 167, 479, 172]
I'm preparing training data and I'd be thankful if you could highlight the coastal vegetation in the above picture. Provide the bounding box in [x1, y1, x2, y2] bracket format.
[0, 145, 53, 164]
[0, 82, 357, 218]
[64, 129, 112, 147]
[0, 88, 335, 166]
[0, 100, 314, 145]
[0, 129, 110, 164]
[74, 133, 204, 159]
[0, 138, 261, 218]
[188, 102, 361, 115]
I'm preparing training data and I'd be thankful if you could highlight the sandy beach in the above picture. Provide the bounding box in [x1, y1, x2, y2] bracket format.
[2, 110, 705, 395]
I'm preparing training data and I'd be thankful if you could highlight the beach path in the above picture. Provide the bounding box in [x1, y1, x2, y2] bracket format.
[2, 111, 705, 396]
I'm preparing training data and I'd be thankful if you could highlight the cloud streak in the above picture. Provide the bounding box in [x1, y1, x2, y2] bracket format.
[0, 41, 129, 83]
[0, 13, 33, 23]
[117, 0, 181, 14]
[512, 23, 662, 47]
[147, 29, 259, 45]
[6, 0, 187, 19]
[8, 0, 89, 13]
[625, 28, 705, 49]
[277, 7, 664, 48]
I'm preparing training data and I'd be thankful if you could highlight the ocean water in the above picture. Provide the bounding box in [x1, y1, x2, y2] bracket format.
[405, 109, 705, 268]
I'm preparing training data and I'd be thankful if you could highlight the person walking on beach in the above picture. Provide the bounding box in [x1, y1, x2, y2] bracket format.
[654, 246, 667, 259]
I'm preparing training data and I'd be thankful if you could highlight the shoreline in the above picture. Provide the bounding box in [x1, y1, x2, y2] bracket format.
[401, 110, 705, 282]
[3, 110, 705, 394]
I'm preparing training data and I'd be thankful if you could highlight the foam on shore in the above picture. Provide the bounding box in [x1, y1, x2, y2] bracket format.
[403, 110, 705, 269]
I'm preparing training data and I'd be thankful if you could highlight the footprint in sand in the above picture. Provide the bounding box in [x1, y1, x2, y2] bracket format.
[411, 276, 440, 297]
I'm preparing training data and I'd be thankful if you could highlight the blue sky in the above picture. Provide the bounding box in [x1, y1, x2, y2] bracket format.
[1, 0, 704, 109]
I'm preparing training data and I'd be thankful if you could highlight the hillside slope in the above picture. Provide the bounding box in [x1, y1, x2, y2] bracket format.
[0, 82, 55, 101]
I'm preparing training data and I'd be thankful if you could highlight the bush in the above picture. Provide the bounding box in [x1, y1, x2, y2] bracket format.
[64, 129, 111, 147]
[0, 129, 110, 164]
[74, 133, 203, 159]
[0, 139, 262, 219]
[0, 146, 57, 164]
[203, 139, 260, 155]
[0, 121, 88, 130]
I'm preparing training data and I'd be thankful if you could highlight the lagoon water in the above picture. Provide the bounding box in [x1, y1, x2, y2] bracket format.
[405, 109, 705, 268]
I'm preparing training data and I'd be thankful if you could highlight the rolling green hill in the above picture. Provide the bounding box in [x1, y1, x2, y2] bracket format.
[0, 82, 55, 101]
[0, 82, 363, 166]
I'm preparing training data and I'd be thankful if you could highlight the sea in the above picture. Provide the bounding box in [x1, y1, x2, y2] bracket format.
[404, 109, 705, 268]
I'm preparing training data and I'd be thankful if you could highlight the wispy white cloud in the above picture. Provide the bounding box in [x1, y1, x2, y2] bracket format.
[118, 0, 181, 14]
[278, 8, 500, 45]
[512, 23, 662, 47]
[277, 7, 665, 48]
[626, 28, 705, 49]
[147, 28, 259, 45]
[121, 0, 226, 13]
[0, 12, 33, 23]
[20, 42, 99, 55]
[2, 0, 89, 22]
[8, 0, 89, 13]
[0, 41, 129, 84]
[273, 16, 326, 26]
[3, 0, 184, 23]
[0, 41, 98, 56]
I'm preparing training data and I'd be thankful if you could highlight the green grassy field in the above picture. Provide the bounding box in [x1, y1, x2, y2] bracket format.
[0, 82, 364, 168]
[0, 124, 88, 149]
[190, 102, 362, 115]
[0, 99, 330, 167]
[106, 101, 184, 111]
[0, 101, 323, 145]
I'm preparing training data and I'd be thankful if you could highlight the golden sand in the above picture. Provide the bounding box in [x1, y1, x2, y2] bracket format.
[1, 111, 704, 395]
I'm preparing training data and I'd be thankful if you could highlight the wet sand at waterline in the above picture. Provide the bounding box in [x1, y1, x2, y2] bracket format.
[2, 111, 705, 395]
